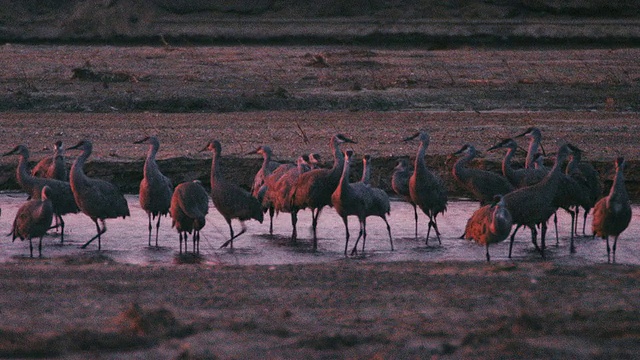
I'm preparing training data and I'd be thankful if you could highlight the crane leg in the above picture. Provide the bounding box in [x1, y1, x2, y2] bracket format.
[486, 244, 491, 262]
[268, 207, 275, 236]
[342, 217, 350, 256]
[413, 205, 418, 240]
[290, 211, 298, 243]
[612, 235, 619, 263]
[383, 217, 393, 251]
[606, 237, 611, 263]
[147, 213, 153, 247]
[155, 214, 162, 248]
[82, 219, 107, 250]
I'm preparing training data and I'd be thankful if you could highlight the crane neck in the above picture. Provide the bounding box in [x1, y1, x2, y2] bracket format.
[453, 149, 474, 176]
[70, 146, 91, 187]
[143, 143, 160, 177]
[525, 136, 541, 169]
[261, 150, 273, 176]
[414, 140, 428, 176]
[361, 160, 371, 184]
[338, 155, 352, 190]
[610, 165, 628, 200]
[14, 150, 34, 190]
[210, 149, 223, 185]
[501, 146, 517, 179]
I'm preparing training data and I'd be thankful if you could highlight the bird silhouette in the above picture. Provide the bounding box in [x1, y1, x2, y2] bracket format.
[450, 144, 514, 205]
[248, 145, 282, 235]
[170, 180, 209, 254]
[502, 144, 572, 258]
[464, 194, 513, 262]
[3, 144, 79, 244]
[135, 136, 174, 248]
[404, 131, 448, 245]
[290, 134, 356, 251]
[202, 140, 263, 249]
[566, 144, 602, 236]
[11, 186, 54, 258]
[31, 140, 67, 181]
[592, 157, 632, 263]
[391, 158, 419, 238]
[67, 140, 130, 250]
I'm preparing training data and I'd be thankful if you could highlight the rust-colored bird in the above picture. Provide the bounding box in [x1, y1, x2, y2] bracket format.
[11, 186, 54, 258]
[464, 194, 513, 262]
[290, 134, 356, 251]
[67, 140, 130, 250]
[3, 144, 79, 244]
[135, 136, 174, 247]
[404, 131, 448, 245]
[170, 180, 209, 254]
[592, 157, 632, 263]
[202, 140, 263, 249]
[31, 140, 67, 181]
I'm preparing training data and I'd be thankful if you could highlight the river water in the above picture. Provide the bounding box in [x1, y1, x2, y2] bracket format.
[0, 192, 638, 266]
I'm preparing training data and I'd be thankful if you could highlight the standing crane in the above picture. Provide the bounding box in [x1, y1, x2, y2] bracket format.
[170, 180, 209, 254]
[248, 145, 281, 235]
[515, 127, 545, 169]
[450, 144, 514, 205]
[135, 136, 174, 248]
[202, 140, 263, 249]
[566, 144, 602, 236]
[357, 154, 393, 253]
[31, 140, 67, 181]
[3, 145, 79, 244]
[464, 194, 513, 262]
[290, 134, 357, 251]
[404, 131, 448, 245]
[391, 158, 419, 238]
[11, 186, 54, 258]
[67, 140, 130, 250]
[592, 157, 632, 263]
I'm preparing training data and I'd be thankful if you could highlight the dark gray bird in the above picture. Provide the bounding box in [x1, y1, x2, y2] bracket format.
[31, 140, 67, 181]
[391, 158, 419, 238]
[515, 127, 544, 169]
[290, 134, 357, 251]
[202, 140, 263, 249]
[450, 144, 514, 206]
[486, 138, 547, 188]
[357, 154, 393, 253]
[248, 145, 282, 235]
[170, 180, 209, 254]
[592, 157, 632, 263]
[135, 136, 174, 248]
[67, 140, 130, 250]
[404, 131, 448, 245]
[264, 156, 311, 242]
[566, 144, 602, 236]
[464, 194, 513, 262]
[502, 144, 572, 258]
[11, 186, 54, 258]
[3, 145, 79, 244]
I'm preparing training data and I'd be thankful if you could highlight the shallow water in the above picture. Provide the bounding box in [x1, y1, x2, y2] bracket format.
[0, 192, 638, 266]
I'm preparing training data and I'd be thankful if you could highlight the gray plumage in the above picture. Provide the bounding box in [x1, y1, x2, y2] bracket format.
[203, 140, 263, 249]
[486, 138, 547, 188]
[170, 180, 209, 254]
[502, 144, 572, 258]
[464, 194, 513, 262]
[3, 144, 79, 244]
[358, 154, 393, 253]
[68, 140, 130, 250]
[248, 145, 282, 235]
[515, 126, 544, 169]
[450, 144, 514, 205]
[11, 186, 54, 258]
[404, 131, 448, 245]
[566, 144, 602, 236]
[592, 157, 632, 263]
[391, 158, 419, 238]
[290, 134, 357, 251]
[31, 140, 67, 181]
[135, 136, 174, 247]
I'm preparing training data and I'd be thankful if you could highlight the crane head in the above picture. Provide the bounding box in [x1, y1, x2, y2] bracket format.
[2, 145, 28, 157]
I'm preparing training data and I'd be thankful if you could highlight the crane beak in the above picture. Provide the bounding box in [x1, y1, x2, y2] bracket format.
[67, 141, 83, 150]
[246, 147, 260, 155]
[2, 146, 20, 156]
[402, 132, 420, 142]
[133, 136, 150, 144]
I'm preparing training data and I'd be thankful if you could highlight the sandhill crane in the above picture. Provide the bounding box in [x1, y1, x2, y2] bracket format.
[135, 136, 174, 248]
[290, 134, 356, 251]
[11, 186, 54, 258]
[502, 144, 573, 258]
[450, 144, 514, 206]
[464, 194, 513, 262]
[404, 131, 448, 245]
[170, 180, 209, 254]
[592, 157, 632, 263]
[248, 145, 282, 235]
[515, 127, 545, 169]
[566, 144, 602, 236]
[202, 140, 263, 249]
[308, 153, 322, 169]
[356, 154, 393, 253]
[391, 158, 419, 238]
[486, 138, 547, 188]
[31, 140, 67, 181]
[3, 145, 79, 244]
[67, 140, 130, 250]
[263, 155, 311, 242]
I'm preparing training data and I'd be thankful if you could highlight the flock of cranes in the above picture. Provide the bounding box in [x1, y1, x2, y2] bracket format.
[0, 127, 633, 262]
